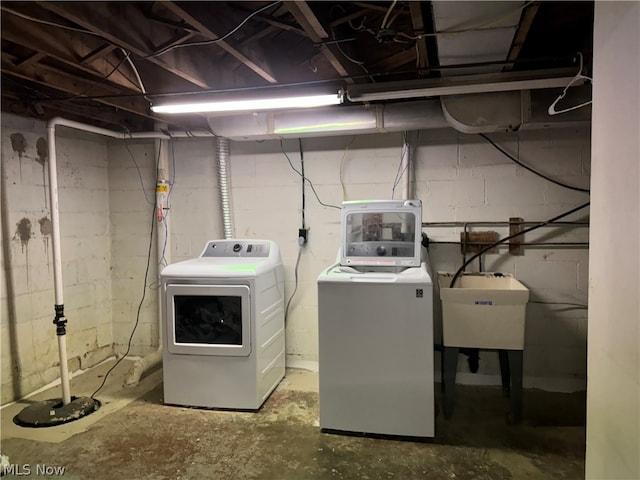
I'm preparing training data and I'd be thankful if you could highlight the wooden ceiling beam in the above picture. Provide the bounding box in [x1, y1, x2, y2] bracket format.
[504, 2, 541, 72]
[2, 52, 153, 120]
[162, 2, 278, 84]
[36, 1, 212, 89]
[14, 52, 46, 68]
[80, 44, 117, 65]
[1, 12, 141, 91]
[409, 1, 429, 74]
[369, 49, 416, 72]
[329, 9, 369, 29]
[229, 5, 308, 37]
[284, 1, 357, 83]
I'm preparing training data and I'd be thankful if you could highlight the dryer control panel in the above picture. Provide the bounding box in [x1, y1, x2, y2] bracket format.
[200, 240, 271, 257]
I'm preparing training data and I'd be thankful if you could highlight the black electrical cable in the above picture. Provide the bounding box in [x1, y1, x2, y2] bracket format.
[280, 140, 341, 210]
[91, 199, 156, 399]
[449, 201, 590, 288]
[90, 146, 160, 400]
[479, 133, 590, 193]
[142, 1, 281, 59]
[284, 245, 303, 325]
[299, 138, 306, 229]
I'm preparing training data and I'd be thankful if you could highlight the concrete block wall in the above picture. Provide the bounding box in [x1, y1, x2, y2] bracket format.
[107, 139, 158, 357]
[1, 115, 113, 403]
[0, 112, 591, 401]
[230, 127, 591, 391]
[107, 137, 222, 357]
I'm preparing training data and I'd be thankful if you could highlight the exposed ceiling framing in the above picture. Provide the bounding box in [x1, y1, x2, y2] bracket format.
[0, 1, 594, 132]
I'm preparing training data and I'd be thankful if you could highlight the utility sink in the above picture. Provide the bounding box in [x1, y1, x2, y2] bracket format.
[438, 272, 529, 350]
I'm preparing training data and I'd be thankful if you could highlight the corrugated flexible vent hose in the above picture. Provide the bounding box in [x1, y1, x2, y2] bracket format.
[216, 137, 234, 239]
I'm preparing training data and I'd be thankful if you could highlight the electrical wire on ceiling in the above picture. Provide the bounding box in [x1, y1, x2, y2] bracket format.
[142, 1, 282, 59]
[120, 48, 147, 95]
[1, 7, 143, 100]
[380, 0, 398, 29]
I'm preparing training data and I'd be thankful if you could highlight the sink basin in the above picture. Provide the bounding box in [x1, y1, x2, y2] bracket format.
[438, 272, 529, 350]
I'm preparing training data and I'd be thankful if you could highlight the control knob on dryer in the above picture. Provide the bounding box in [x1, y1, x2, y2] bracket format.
[233, 243, 242, 253]
[376, 245, 386, 256]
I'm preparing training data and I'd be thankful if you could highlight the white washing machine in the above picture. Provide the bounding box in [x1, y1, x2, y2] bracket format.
[317, 200, 435, 437]
[161, 239, 285, 410]
[318, 263, 434, 437]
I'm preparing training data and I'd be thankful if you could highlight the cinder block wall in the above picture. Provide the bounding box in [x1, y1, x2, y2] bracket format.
[0, 113, 591, 402]
[1, 116, 113, 403]
[230, 127, 590, 391]
[107, 139, 158, 356]
[107, 137, 222, 357]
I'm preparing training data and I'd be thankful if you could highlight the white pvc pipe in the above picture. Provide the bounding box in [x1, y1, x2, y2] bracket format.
[46, 124, 65, 306]
[46, 117, 212, 402]
[56, 335, 71, 405]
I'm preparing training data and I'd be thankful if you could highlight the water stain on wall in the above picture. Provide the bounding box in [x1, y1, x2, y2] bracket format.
[10, 133, 27, 181]
[36, 137, 47, 165]
[39, 216, 52, 272]
[16, 218, 31, 247]
[14, 217, 32, 284]
[38, 216, 52, 236]
[10, 133, 26, 156]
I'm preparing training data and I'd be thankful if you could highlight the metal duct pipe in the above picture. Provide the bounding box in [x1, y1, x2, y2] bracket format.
[207, 100, 449, 141]
[206, 94, 591, 141]
[215, 137, 234, 239]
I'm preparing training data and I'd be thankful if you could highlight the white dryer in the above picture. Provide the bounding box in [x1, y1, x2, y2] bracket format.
[161, 239, 285, 409]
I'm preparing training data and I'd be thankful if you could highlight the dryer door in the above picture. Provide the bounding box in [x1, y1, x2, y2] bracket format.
[166, 284, 251, 356]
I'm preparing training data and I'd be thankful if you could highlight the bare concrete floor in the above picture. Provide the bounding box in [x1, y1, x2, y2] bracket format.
[1, 360, 585, 480]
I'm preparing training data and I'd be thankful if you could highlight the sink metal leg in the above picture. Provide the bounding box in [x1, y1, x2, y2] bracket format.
[442, 347, 459, 419]
[498, 350, 511, 397]
[507, 350, 523, 424]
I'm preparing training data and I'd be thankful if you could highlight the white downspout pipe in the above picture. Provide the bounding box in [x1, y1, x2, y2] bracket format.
[46, 117, 212, 400]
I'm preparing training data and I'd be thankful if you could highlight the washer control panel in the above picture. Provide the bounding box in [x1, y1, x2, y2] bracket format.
[200, 240, 271, 257]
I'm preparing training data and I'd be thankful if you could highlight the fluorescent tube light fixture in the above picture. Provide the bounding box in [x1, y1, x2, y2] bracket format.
[151, 92, 343, 114]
